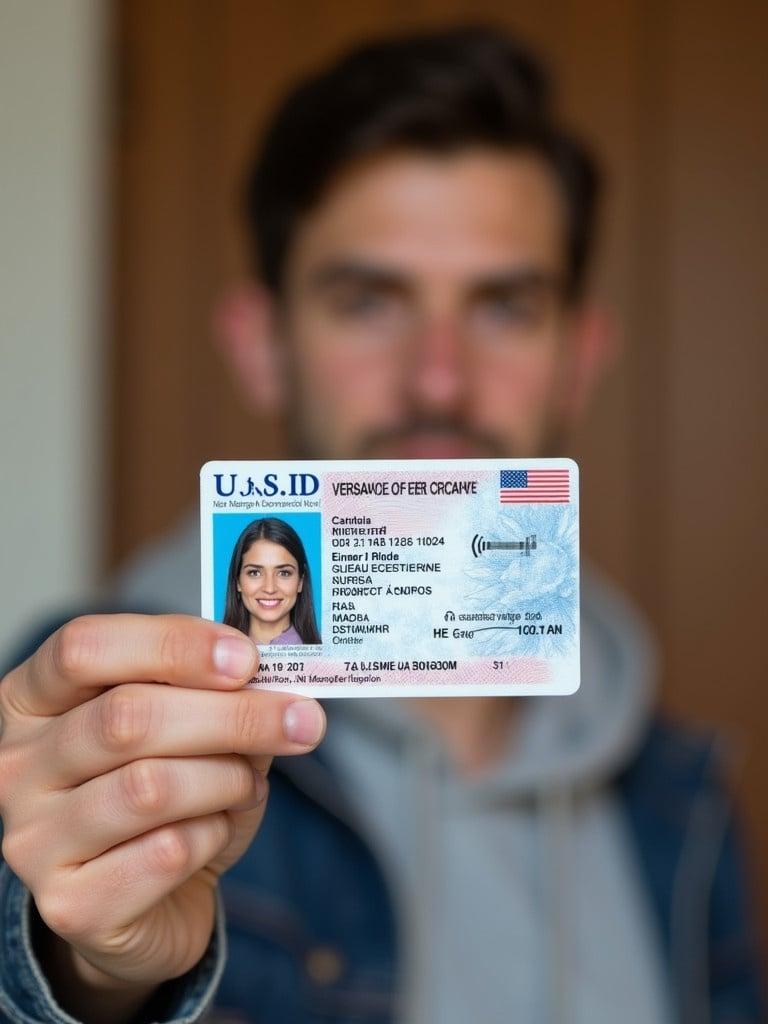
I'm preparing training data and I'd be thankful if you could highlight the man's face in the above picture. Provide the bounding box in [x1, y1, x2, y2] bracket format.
[277, 148, 579, 460]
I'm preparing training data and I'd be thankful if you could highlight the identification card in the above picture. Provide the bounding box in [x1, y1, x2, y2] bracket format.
[201, 458, 580, 697]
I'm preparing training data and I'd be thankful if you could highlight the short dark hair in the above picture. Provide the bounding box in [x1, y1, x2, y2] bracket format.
[244, 25, 601, 300]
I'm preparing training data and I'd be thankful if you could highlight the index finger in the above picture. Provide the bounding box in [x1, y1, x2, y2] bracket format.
[0, 614, 258, 719]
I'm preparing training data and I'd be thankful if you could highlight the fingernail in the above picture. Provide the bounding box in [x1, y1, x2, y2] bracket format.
[213, 635, 257, 679]
[283, 700, 325, 746]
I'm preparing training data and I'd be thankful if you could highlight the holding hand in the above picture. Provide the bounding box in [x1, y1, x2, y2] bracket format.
[0, 614, 325, 1019]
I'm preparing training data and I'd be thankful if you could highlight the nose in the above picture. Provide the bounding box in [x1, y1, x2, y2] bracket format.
[260, 573, 278, 593]
[407, 317, 465, 414]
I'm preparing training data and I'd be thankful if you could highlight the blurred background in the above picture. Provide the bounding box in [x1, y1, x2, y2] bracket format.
[1, 0, 767, 937]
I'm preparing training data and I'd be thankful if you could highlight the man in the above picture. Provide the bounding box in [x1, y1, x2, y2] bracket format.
[0, 26, 763, 1024]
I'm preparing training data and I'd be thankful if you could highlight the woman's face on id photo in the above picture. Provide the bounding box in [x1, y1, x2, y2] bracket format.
[237, 539, 303, 624]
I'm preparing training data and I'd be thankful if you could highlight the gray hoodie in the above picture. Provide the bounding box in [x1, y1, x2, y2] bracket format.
[321, 570, 673, 1024]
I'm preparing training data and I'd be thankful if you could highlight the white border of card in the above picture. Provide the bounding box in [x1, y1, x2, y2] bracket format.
[201, 458, 580, 698]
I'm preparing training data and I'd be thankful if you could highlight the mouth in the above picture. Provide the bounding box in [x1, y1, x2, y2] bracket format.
[256, 599, 282, 608]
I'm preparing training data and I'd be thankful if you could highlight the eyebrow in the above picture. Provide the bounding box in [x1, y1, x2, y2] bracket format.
[306, 259, 563, 297]
[242, 562, 296, 570]
[469, 267, 564, 295]
[307, 260, 409, 294]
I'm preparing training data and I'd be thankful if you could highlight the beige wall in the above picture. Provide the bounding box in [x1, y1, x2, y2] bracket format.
[0, 0, 106, 660]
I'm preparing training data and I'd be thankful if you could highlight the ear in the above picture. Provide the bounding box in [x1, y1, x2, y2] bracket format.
[560, 304, 621, 423]
[212, 282, 286, 414]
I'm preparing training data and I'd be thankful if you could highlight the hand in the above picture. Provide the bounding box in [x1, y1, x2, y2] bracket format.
[0, 614, 325, 1004]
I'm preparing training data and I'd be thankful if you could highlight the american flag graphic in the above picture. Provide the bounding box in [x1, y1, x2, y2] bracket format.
[500, 469, 570, 503]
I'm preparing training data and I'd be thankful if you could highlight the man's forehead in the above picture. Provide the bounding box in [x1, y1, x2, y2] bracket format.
[286, 147, 566, 283]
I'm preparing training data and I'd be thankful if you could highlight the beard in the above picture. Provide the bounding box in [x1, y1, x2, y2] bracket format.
[352, 417, 509, 459]
[284, 406, 568, 462]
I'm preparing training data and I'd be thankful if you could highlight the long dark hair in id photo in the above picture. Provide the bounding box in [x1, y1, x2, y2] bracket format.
[223, 517, 321, 644]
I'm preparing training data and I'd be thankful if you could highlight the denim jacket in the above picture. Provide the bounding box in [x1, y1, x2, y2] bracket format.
[0, 624, 765, 1024]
